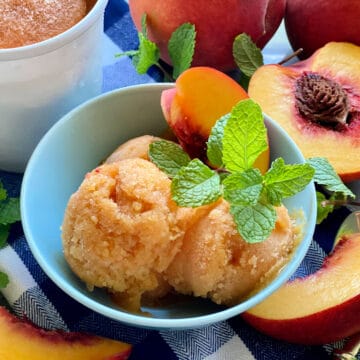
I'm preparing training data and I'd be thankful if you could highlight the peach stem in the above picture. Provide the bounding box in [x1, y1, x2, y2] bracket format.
[321, 200, 360, 208]
[278, 48, 304, 65]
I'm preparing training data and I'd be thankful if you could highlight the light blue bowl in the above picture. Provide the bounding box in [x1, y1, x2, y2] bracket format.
[21, 83, 317, 330]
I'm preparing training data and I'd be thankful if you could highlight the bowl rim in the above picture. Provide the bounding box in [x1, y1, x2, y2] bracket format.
[21, 83, 317, 329]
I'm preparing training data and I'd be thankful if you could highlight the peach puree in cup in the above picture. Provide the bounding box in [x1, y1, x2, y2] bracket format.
[0, 0, 88, 48]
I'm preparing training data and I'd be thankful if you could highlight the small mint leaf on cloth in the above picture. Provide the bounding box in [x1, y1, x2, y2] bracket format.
[307, 157, 355, 198]
[223, 168, 263, 206]
[149, 140, 191, 178]
[222, 99, 268, 173]
[171, 159, 221, 207]
[230, 203, 277, 243]
[0, 197, 21, 225]
[207, 114, 230, 168]
[263, 158, 315, 206]
[0, 271, 9, 289]
[0, 182, 6, 202]
[233, 33, 264, 78]
[0, 224, 10, 248]
[168, 23, 196, 79]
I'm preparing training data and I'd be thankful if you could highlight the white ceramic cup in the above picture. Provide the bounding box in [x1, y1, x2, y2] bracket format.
[0, 0, 108, 173]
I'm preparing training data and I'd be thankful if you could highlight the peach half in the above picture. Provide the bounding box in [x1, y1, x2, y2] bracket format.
[161, 66, 269, 173]
[248, 42, 360, 182]
[242, 233, 360, 345]
[0, 306, 132, 360]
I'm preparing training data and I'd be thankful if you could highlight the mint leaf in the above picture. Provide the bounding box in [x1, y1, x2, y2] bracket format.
[0, 197, 21, 225]
[132, 32, 160, 74]
[149, 140, 191, 178]
[168, 23, 196, 79]
[207, 114, 230, 167]
[141, 13, 148, 36]
[223, 168, 263, 205]
[230, 203, 277, 243]
[233, 33, 264, 78]
[0, 271, 9, 289]
[0, 183, 6, 202]
[263, 158, 315, 206]
[0, 224, 10, 248]
[308, 157, 355, 198]
[0, 180, 18, 290]
[118, 14, 161, 75]
[222, 99, 268, 172]
[171, 159, 221, 207]
[123, 15, 195, 80]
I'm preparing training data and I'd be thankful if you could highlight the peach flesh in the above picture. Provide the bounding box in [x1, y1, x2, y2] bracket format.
[242, 233, 360, 345]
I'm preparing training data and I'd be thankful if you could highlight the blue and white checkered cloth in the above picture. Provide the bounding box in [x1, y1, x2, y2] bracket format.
[0, 1, 357, 359]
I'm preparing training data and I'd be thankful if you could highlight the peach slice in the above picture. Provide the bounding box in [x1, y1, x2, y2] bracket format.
[248, 42, 360, 182]
[0, 306, 132, 360]
[242, 233, 360, 345]
[161, 66, 270, 173]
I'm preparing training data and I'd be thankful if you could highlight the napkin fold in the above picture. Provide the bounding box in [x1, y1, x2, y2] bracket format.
[0, 1, 357, 359]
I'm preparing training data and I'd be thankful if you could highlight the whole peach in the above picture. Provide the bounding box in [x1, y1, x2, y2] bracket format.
[285, 0, 360, 58]
[129, 0, 285, 72]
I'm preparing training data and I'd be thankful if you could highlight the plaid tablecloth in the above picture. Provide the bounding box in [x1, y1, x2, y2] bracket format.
[0, 1, 357, 359]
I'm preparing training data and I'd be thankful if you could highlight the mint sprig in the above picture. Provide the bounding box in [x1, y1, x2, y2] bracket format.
[150, 99, 314, 243]
[233, 33, 264, 78]
[132, 32, 160, 74]
[230, 203, 277, 244]
[307, 157, 355, 223]
[264, 158, 315, 206]
[232, 33, 264, 89]
[0, 180, 21, 289]
[221, 99, 268, 172]
[307, 157, 355, 197]
[0, 272, 9, 289]
[171, 159, 222, 207]
[148, 140, 191, 178]
[0, 224, 10, 249]
[168, 23, 196, 79]
[118, 14, 196, 80]
[223, 169, 263, 206]
[206, 114, 229, 168]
